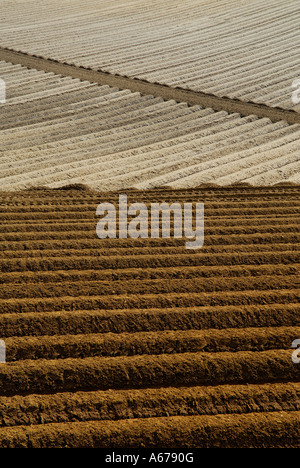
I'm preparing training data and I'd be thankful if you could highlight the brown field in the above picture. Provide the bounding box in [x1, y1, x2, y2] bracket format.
[0, 185, 299, 448]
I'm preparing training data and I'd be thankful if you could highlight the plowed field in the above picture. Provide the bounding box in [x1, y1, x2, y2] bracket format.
[1, 61, 300, 191]
[0, 185, 299, 448]
[1, 0, 299, 111]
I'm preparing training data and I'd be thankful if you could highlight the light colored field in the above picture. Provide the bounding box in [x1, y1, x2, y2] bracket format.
[0, 0, 299, 111]
[0, 61, 299, 191]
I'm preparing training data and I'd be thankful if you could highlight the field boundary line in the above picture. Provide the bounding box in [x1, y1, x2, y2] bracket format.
[1, 47, 300, 125]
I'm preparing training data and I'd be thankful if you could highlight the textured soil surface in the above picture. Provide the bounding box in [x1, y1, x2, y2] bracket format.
[0, 185, 299, 448]
[1, 60, 299, 191]
[1, 0, 299, 112]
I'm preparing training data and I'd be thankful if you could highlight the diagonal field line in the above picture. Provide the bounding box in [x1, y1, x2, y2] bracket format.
[0, 46, 300, 125]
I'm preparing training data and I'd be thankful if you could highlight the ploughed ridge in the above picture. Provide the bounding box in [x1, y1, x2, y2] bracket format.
[0, 185, 299, 448]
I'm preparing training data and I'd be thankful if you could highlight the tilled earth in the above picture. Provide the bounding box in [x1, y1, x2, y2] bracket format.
[0, 184, 299, 448]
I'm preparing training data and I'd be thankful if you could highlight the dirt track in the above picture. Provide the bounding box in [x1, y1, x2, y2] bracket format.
[0, 185, 299, 447]
[1, 47, 299, 125]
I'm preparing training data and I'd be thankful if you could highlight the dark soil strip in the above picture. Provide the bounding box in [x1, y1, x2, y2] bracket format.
[0, 383, 299, 427]
[0, 411, 299, 448]
[0, 350, 298, 396]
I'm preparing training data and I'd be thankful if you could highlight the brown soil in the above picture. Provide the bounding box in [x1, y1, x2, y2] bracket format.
[0, 185, 299, 447]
